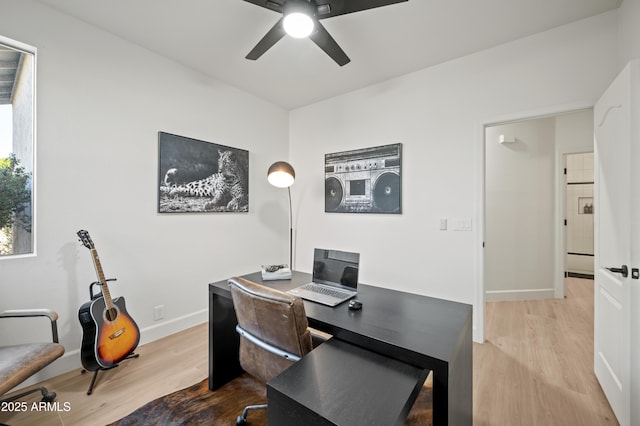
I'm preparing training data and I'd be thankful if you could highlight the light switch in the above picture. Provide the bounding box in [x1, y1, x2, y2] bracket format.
[452, 218, 472, 231]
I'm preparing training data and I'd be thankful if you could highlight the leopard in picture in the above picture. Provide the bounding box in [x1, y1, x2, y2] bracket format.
[160, 149, 248, 211]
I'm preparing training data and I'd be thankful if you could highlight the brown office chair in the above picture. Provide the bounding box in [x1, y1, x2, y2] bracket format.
[228, 277, 316, 426]
[0, 309, 65, 403]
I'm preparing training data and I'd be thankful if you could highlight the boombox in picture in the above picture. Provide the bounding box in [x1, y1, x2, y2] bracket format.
[325, 143, 402, 214]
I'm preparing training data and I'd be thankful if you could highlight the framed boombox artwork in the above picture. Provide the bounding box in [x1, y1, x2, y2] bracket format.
[324, 143, 402, 214]
[157, 132, 249, 213]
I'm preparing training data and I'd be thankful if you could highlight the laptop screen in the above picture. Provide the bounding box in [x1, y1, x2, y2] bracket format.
[312, 248, 360, 290]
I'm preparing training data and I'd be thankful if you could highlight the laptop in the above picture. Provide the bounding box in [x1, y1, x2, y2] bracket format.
[288, 248, 360, 306]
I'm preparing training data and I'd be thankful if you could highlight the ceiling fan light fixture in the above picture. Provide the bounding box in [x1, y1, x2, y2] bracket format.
[283, 12, 314, 38]
[245, 0, 407, 65]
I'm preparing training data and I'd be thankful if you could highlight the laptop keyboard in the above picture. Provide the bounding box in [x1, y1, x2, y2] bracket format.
[300, 283, 351, 299]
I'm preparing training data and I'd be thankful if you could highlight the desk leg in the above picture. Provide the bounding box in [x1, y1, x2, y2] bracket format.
[209, 290, 243, 391]
[445, 314, 473, 425]
[432, 316, 472, 425]
[431, 366, 448, 426]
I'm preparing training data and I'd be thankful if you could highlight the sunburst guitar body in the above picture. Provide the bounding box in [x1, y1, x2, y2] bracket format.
[77, 230, 140, 371]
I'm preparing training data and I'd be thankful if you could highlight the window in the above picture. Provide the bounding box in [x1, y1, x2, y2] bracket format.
[0, 36, 35, 256]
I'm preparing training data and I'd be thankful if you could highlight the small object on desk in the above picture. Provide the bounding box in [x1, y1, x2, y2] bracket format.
[348, 299, 362, 310]
[261, 264, 292, 280]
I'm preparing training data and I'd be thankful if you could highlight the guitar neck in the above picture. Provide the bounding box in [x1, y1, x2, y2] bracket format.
[90, 248, 114, 309]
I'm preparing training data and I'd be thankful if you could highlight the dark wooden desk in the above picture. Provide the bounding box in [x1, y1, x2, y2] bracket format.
[268, 338, 429, 426]
[209, 271, 472, 425]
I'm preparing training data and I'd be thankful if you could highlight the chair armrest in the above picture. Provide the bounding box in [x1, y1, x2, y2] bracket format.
[309, 327, 331, 348]
[236, 325, 301, 362]
[0, 309, 58, 321]
[0, 309, 60, 343]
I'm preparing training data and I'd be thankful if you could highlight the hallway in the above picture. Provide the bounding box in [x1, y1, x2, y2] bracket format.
[473, 278, 617, 425]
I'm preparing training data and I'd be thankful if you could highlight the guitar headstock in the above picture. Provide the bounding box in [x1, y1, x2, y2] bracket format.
[77, 230, 95, 250]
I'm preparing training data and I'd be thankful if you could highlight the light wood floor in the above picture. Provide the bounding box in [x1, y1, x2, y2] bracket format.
[1, 278, 617, 426]
[474, 277, 617, 425]
[0, 324, 209, 426]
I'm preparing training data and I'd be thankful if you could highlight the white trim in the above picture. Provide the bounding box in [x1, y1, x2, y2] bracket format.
[556, 150, 567, 299]
[485, 288, 556, 301]
[138, 308, 208, 345]
[480, 101, 595, 127]
[474, 120, 485, 343]
[0, 34, 36, 56]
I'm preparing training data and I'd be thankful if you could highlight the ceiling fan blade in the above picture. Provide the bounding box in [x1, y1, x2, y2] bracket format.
[242, 0, 284, 13]
[309, 21, 350, 66]
[315, 0, 408, 19]
[246, 17, 287, 60]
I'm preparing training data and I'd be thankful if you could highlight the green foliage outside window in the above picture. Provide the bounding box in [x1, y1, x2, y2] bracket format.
[0, 153, 31, 231]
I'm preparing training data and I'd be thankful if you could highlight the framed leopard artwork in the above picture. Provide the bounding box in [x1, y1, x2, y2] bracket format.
[158, 132, 249, 213]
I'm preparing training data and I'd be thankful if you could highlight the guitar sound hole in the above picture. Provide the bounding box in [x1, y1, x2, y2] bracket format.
[105, 308, 118, 322]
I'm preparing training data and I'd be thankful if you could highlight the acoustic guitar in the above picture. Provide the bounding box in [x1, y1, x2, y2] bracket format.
[77, 230, 140, 371]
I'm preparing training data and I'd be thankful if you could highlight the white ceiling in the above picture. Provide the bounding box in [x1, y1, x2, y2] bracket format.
[36, 0, 622, 110]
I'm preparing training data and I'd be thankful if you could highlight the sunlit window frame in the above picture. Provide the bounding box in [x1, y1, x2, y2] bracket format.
[0, 34, 37, 259]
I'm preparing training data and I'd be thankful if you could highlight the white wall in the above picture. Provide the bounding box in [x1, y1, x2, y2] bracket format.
[485, 117, 556, 300]
[289, 11, 620, 341]
[484, 110, 594, 300]
[0, 0, 290, 381]
[556, 109, 595, 153]
[619, 0, 640, 65]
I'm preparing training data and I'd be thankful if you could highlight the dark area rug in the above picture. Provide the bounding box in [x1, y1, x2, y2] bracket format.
[110, 372, 432, 426]
[109, 374, 267, 426]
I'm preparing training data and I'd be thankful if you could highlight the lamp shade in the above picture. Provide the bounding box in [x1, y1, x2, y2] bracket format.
[267, 161, 295, 188]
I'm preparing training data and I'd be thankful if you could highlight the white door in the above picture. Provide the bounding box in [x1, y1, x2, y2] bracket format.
[594, 62, 634, 426]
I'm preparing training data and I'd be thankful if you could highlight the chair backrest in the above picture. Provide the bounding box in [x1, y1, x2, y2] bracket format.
[228, 277, 313, 383]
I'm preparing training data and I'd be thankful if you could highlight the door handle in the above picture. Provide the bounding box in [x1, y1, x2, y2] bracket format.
[606, 265, 629, 278]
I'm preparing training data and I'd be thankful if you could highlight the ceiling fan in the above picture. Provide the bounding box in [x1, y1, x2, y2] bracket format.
[242, 0, 408, 66]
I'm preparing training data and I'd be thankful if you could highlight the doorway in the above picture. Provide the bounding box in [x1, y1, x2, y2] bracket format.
[564, 152, 595, 280]
[482, 108, 593, 309]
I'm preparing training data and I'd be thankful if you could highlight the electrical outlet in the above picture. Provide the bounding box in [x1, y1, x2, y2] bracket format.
[153, 305, 165, 321]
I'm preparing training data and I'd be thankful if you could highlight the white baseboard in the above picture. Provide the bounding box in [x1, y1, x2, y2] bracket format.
[138, 308, 207, 345]
[485, 288, 556, 301]
[472, 324, 483, 343]
[10, 309, 208, 392]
